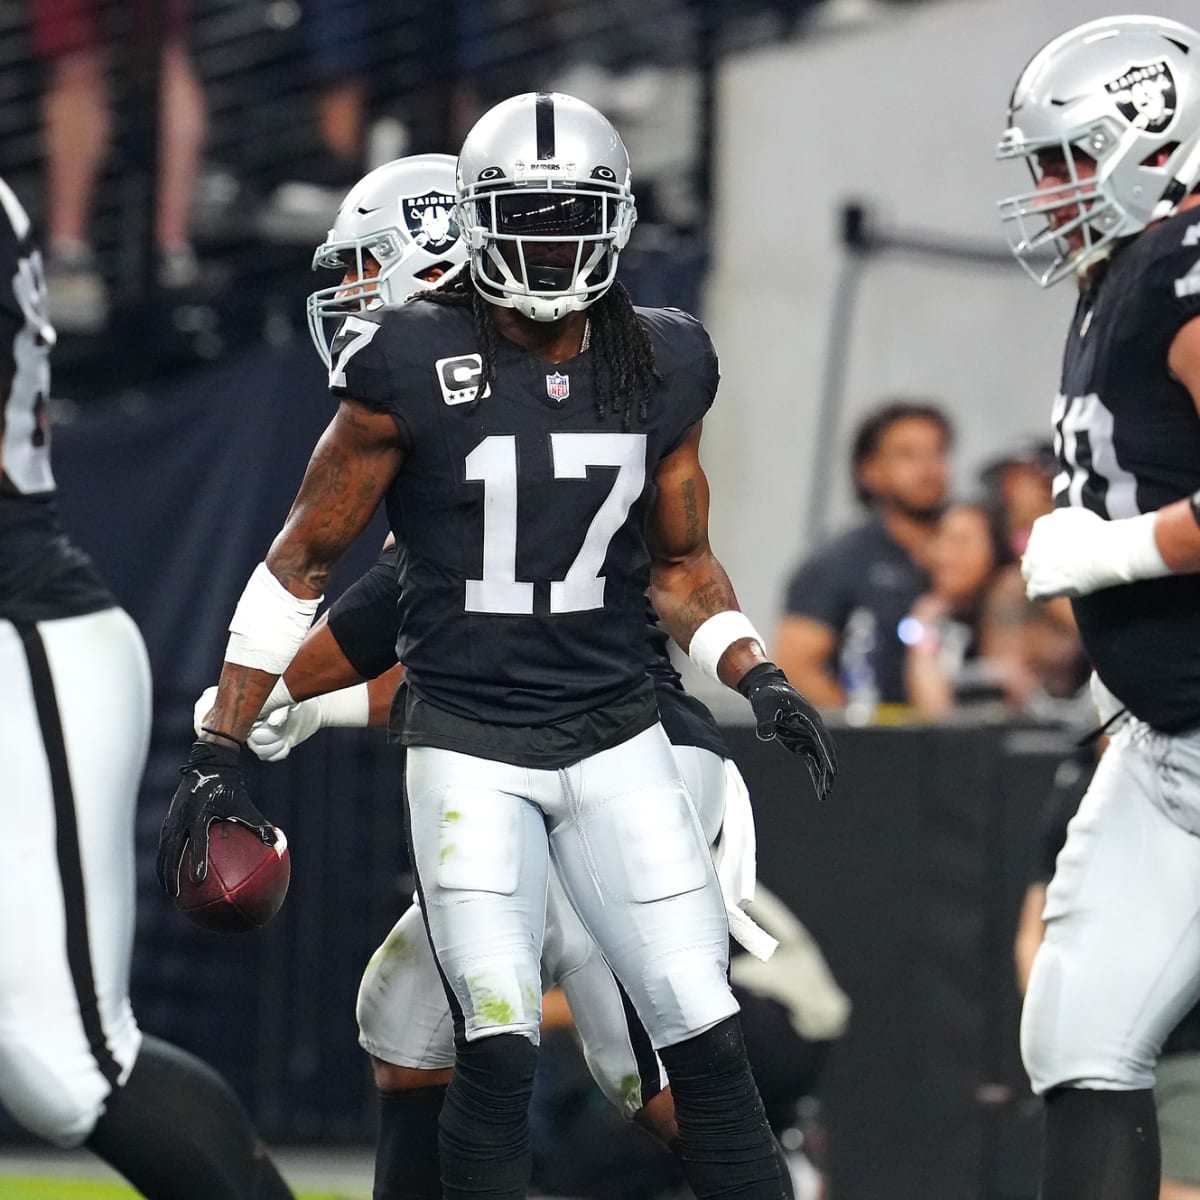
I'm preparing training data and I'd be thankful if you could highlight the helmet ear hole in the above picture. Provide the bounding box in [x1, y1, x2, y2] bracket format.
[1141, 144, 1178, 168]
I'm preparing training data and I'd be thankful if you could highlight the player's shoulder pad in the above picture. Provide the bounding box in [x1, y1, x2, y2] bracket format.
[634, 305, 717, 375]
[329, 299, 472, 395]
[1136, 208, 1200, 304]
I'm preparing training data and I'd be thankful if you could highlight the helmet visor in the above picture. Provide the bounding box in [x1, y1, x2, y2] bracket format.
[493, 192, 605, 238]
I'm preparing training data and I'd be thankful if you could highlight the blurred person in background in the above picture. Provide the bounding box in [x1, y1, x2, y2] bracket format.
[979, 443, 1091, 720]
[979, 438, 1058, 557]
[32, 0, 206, 332]
[257, 0, 373, 244]
[901, 500, 1014, 718]
[903, 493, 1089, 720]
[997, 15, 1200, 1198]
[0, 175, 293, 1198]
[1014, 741, 1200, 1200]
[774, 399, 952, 710]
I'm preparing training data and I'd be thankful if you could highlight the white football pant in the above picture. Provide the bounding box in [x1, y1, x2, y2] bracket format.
[358, 734, 731, 1115]
[1023, 717, 1200, 1093]
[0, 608, 147, 1144]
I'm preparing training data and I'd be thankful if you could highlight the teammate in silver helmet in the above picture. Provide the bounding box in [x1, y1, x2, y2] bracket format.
[998, 16, 1200, 1200]
[306, 153, 467, 368]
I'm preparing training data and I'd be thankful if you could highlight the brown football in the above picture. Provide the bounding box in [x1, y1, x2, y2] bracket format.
[174, 820, 290, 933]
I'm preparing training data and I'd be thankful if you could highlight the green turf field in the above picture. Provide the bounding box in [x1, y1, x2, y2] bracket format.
[0, 1183, 358, 1199]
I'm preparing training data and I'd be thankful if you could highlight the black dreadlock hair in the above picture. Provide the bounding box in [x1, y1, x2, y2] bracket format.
[415, 272, 661, 430]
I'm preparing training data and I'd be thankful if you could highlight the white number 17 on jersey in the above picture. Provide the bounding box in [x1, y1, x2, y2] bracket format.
[464, 432, 647, 615]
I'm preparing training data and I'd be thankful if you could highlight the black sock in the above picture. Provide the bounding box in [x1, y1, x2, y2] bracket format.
[1041, 1086, 1159, 1200]
[438, 1033, 537, 1200]
[374, 1084, 447, 1200]
[658, 1015, 788, 1199]
[85, 1035, 293, 1200]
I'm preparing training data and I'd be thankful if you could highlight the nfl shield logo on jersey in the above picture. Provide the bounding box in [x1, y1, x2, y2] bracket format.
[546, 372, 570, 403]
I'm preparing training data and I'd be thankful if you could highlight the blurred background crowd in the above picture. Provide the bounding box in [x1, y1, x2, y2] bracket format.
[2, 1, 1186, 1198]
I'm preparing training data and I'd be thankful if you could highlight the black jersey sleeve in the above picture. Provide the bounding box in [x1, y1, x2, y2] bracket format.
[327, 312, 397, 411]
[1146, 219, 1200, 337]
[638, 306, 719, 454]
[326, 543, 403, 679]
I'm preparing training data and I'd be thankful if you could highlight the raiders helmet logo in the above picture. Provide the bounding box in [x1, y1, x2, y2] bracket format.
[1105, 59, 1177, 134]
[403, 191, 458, 254]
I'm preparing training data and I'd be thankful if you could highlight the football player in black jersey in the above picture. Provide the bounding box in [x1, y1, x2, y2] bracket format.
[199, 541, 803, 1200]
[997, 16, 1200, 1200]
[161, 91, 835, 1200]
[0, 180, 294, 1195]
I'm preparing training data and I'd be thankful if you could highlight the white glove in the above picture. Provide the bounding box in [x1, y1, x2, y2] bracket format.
[192, 678, 296, 738]
[1021, 507, 1169, 600]
[193, 685, 220, 737]
[246, 701, 324, 762]
[247, 685, 371, 763]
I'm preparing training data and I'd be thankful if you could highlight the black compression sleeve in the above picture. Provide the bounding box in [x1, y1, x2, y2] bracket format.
[326, 544, 404, 679]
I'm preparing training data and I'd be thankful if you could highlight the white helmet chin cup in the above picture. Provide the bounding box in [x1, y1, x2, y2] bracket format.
[306, 153, 467, 366]
[455, 91, 637, 322]
[997, 15, 1200, 287]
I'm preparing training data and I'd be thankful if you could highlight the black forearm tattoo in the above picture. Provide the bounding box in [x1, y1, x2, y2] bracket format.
[682, 478, 700, 543]
[269, 409, 398, 595]
[679, 577, 737, 631]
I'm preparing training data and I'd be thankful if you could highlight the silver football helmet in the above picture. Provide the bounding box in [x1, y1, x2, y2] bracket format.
[307, 153, 466, 366]
[455, 91, 637, 322]
[997, 15, 1200, 287]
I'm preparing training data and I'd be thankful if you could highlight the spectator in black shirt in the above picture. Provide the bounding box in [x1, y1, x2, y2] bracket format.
[774, 400, 952, 708]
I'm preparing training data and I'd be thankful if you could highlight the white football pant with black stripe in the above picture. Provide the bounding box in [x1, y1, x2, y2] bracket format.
[358, 731, 733, 1112]
[1023, 716, 1200, 1093]
[0, 607, 147, 1144]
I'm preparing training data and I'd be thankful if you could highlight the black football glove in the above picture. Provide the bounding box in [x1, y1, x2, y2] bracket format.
[737, 663, 838, 801]
[156, 740, 277, 897]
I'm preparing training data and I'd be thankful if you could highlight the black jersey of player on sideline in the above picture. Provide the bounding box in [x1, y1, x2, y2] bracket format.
[1056, 207, 1200, 732]
[325, 542, 730, 763]
[0, 178, 113, 623]
[329, 299, 716, 744]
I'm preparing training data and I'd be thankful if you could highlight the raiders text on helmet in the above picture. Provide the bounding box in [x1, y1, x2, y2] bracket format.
[997, 15, 1200, 286]
[455, 92, 637, 322]
[307, 154, 467, 366]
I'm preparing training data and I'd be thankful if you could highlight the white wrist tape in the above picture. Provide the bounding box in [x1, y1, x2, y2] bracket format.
[316, 683, 371, 729]
[1108, 511, 1170, 584]
[688, 610, 764, 684]
[225, 562, 322, 675]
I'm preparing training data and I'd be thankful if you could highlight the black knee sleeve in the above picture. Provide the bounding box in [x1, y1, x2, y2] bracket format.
[658, 1015, 788, 1199]
[438, 1032, 537, 1200]
[374, 1083, 447, 1200]
[85, 1035, 293, 1200]
[1041, 1086, 1159, 1200]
